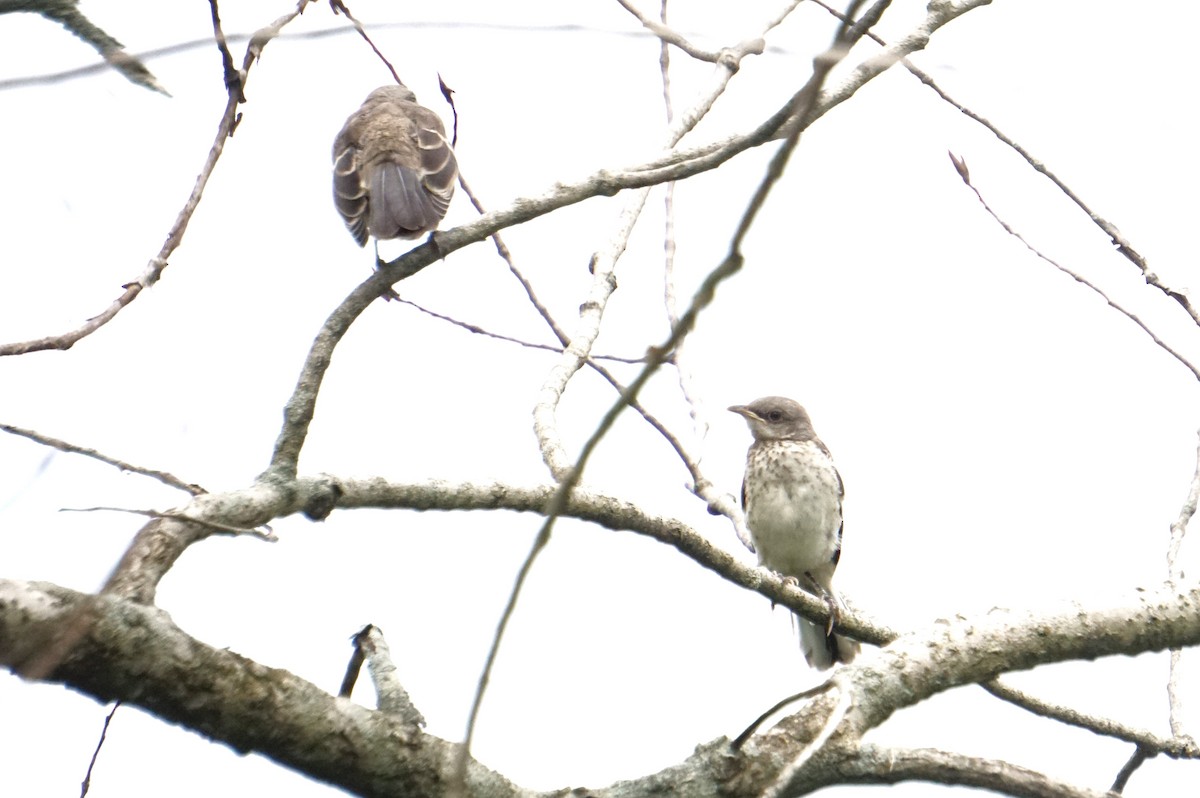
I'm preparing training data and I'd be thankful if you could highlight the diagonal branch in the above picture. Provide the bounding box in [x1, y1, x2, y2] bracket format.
[839, 744, 1113, 798]
[949, 151, 1200, 383]
[613, 0, 734, 63]
[6, 576, 1200, 798]
[0, 0, 316, 357]
[980, 679, 1200, 760]
[464, 1, 906, 790]
[4, 0, 167, 94]
[811, 0, 1197, 326]
[0, 423, 204, 495]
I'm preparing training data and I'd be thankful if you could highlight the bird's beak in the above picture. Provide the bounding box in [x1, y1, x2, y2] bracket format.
[728, 405, 757, 420]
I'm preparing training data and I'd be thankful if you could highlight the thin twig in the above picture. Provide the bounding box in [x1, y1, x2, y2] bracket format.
[79, 701, 120, 798]
[763, 677, 853, 798]
[0, 1, 315, 356]
[613, 0, 728, 63]
[207, 0, 244, 103]
[446, 176, 709, 503]
[266, 0, 969, 478]
[338, 628, 367, 698]
[394, 297, 647, 363]
[454, 3, 867, 790]
[732, 681, 835, 749]
[0, 423, 204, 495]
[809, 0, 1198, 326]
[59, 506, 277, 540]
[949, 151, 1200, 383]
[981, 679, 1200, 759]
[1110, 745, 1151, 794]
[1167, 430, 1200, 738]
[913, 71, 1196, 325]
[28, 3, 166, 94]
[327, 0, 402, 84]
[531, 3, 805, 494]
[654, 0, 751, 548]
[346, 625, 426, 726]
[843, 744, 1114, 798]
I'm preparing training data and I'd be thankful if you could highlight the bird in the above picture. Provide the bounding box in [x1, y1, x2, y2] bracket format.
[729, 396, 859, 670]
[332, 84, 458, 246]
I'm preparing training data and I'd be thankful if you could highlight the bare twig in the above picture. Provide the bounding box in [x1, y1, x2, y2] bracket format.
[842, 744, 1113, 798]
[456, 1, 874, 789]
[344, 625, 425, 726]
[0, 1, 315, 356]
[338, 628, 367, 698]
[913, 73, 1196, 326]
[59, 506, 277, 540]
[11, 0, 167, 94]
[732, 681, 836, 749]
[613, 0, 730, 63]
[981, 679, 1200, 759]
[763, 678, 853, 798]
[79, 701, 120, 798]
[0, 423, 204, 495]
[207, 0, 244, 103]
[327, 0, 402, 84]
[393, 297, 647, 363]
[269, 0, 974, 480]
[1111, 745, 1152, 794]
[654, 0, 754, 549]
[267, 31, 801, 480]
[810, 0, 1198, 326]
[949, 151, 1200, 383]
[1167, 430, 1200, 739]
[532, 10, 803, 482]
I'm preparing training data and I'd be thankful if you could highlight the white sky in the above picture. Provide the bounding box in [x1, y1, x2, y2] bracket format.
[2, 1, 1200, 796]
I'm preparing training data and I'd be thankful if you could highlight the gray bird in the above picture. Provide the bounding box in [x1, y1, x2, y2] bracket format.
[332, 84, 457, 245]
[730, 396, 859, 670]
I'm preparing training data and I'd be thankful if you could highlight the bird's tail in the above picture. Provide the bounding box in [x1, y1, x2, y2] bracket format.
[798, 615, 859, 671]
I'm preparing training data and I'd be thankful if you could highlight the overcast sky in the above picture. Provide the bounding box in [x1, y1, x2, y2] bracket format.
[2, 1, 1199, 796]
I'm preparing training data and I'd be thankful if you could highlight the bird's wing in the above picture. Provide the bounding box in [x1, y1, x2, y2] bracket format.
[332, 145, 369, 246]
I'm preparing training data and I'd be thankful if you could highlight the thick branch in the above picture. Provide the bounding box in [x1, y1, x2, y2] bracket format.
[843, 584, 1200, 736]
[4, 578, 1197, 798]
[0, 581, 526, 798]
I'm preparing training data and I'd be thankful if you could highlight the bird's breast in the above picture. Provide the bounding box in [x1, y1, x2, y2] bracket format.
[743, 440, 842, 578]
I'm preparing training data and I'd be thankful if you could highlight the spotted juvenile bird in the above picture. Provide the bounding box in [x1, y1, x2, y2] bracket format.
[730, 396, 858, 670]
[332, 84, 457, 245]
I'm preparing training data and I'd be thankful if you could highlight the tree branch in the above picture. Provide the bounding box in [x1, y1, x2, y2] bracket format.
[2, 0, 167, 94]
[5, 577, 1198, 798]
[266, 0, 982, 481]
[838, 744, 1112, 798]
[0, 423, 204, 495]
[0, 1, 315, 357]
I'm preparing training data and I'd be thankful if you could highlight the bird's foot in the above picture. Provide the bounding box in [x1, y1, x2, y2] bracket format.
[426, 230, 444, 259]
[801, 572, 840, 635]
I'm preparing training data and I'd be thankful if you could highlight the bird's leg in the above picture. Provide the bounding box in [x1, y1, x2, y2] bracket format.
[766, 573, 801, 610]
[801, 572, 840, 636]
[426, 229, 444, 258]
[373, 240, 401, 302]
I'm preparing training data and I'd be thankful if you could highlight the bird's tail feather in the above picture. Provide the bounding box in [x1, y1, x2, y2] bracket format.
[798, 616, 858, 671]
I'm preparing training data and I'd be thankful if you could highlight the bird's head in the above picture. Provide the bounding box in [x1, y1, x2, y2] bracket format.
[362, 84, 418, 106]
[728, 396, 815, 442]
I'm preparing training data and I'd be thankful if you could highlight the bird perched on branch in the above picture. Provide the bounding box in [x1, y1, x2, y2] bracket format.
[332, 84, 457, 245]
[730, 396, 859, 670]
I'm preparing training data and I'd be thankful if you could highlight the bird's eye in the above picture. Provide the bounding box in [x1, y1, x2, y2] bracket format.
[766, 410, 784, 422]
